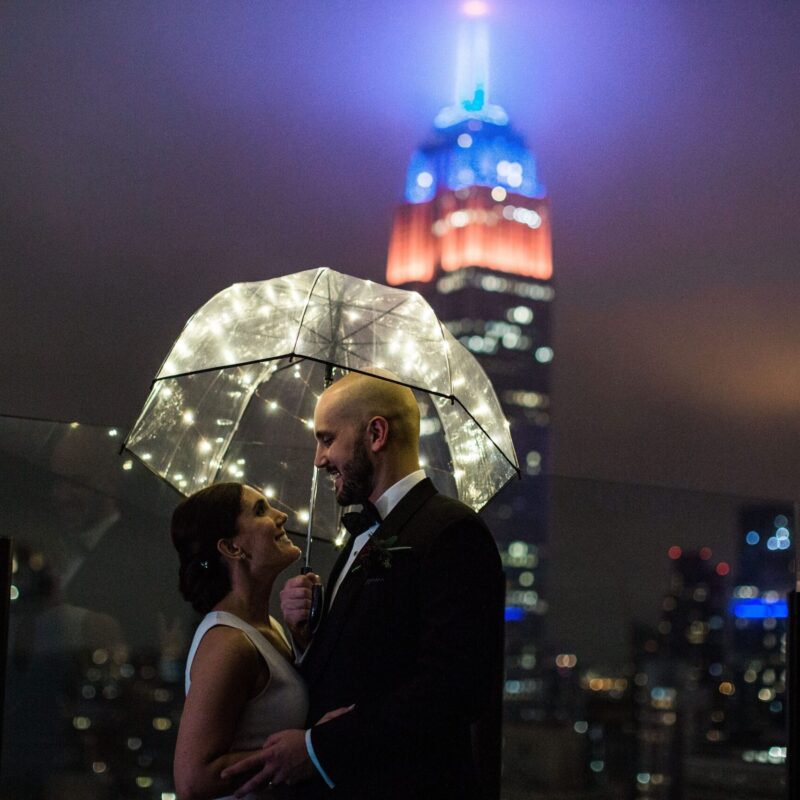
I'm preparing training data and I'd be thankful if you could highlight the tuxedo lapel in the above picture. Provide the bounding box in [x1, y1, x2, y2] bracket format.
[370, 478, 437, 547]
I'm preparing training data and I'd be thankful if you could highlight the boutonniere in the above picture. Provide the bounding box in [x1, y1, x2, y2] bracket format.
[351, 535, 412, 573]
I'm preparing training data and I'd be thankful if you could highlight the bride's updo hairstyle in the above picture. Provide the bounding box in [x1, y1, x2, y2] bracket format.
[171, 482, 243, 614]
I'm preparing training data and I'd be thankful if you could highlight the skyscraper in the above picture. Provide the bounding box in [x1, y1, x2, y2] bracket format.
[727, 504, 794, 746]
[386, 4, 554, 720]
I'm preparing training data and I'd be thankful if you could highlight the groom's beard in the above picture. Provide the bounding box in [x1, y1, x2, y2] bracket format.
[336, 438, 374, 507]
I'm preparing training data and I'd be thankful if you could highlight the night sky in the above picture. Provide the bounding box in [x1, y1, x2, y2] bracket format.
[3, 0, 800, 506]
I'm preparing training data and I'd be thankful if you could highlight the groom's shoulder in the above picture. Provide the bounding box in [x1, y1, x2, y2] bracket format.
[409, 488, 494, 548]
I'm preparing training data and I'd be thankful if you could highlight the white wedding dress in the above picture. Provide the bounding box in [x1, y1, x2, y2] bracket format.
[185, 611, 309, 799]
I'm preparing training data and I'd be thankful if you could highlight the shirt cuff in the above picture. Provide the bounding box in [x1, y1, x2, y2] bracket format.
[305, 728, 335, 789]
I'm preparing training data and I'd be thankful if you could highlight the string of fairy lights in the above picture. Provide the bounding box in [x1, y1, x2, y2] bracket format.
[125, 269, 519, 541]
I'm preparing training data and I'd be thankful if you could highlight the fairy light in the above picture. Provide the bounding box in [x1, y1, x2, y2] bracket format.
[182, 410, 195, 425]
[334, 529, 348, 548]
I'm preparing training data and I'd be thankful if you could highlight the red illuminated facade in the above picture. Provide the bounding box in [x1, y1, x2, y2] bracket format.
[387, 185, 553, 285]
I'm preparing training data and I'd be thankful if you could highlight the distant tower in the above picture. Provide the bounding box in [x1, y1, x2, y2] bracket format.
[727, 504, 794, 746]
[386, 3, 554, 719]
[634, 547, 730, 800]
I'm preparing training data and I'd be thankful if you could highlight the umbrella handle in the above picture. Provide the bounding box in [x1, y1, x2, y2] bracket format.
[301, 566, 325, 634]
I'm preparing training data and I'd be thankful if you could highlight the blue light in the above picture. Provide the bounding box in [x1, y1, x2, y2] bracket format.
[505, 606, 525, 621]
[404, 151, 437, 203]
[745, 530, 760, 545]
[730, 598, 788, 619]
[403, 122, 545, 203]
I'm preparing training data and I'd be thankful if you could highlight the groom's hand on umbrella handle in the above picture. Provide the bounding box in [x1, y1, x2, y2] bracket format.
[280, 573, 320, 645]
[302, 566, 325, 635]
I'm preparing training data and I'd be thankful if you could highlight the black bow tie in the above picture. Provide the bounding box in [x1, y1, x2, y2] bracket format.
[341, 502, 382, 536]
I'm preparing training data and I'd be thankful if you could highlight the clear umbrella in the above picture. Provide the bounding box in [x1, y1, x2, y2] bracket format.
[124, 267, 519, 549]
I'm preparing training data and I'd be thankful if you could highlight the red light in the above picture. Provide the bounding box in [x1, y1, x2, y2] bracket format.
[716, 562, 730, 576]
[699, 547, 712, 560]
[668, 546, 682, 560]
[386, 188, 554, 286]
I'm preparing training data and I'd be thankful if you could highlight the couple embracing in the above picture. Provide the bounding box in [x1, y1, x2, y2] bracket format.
[170, 373, 504, 799]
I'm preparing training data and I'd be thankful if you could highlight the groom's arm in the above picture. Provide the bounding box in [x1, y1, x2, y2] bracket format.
[307, 514, 504, 785]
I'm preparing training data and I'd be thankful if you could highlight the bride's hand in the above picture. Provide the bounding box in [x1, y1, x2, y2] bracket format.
[315, 704, 355, 725]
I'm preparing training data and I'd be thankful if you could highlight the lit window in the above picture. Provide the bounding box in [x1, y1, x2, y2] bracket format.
[508, 541, 528, 558]
[508, 305, 534, 324]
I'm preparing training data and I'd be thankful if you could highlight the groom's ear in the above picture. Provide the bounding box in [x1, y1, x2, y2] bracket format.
[367, 416, 389, 452]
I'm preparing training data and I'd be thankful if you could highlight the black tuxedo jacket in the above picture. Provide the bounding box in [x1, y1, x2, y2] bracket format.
[299, 478, 504, 799]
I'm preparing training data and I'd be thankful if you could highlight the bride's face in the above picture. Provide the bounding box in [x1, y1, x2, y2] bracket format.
[233, 485, 301, 571]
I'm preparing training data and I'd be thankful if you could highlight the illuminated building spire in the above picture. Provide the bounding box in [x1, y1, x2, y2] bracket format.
[435, 2, 508, 129]
[387, 0, 551, 285]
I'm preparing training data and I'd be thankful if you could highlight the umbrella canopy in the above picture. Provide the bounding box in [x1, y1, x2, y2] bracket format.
[125, 267, 519, 541]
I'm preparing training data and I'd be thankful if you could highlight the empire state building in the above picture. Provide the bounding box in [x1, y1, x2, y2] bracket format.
[386, 3, 554, 718]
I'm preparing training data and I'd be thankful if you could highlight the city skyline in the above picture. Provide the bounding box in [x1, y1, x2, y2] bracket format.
[2, 1, 800, 502]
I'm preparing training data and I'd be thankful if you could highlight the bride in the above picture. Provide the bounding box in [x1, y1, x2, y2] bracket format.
[170, 482, 329, 800]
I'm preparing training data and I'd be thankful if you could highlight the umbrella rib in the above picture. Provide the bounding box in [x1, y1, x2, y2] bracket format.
[291, 267, 328, 357]
[295, 356, 456, 403]
[156, 354, 297, 382]
[452, 397, 521, 476]
[436, 318, 454, 396]
[335, 296, 416, 344]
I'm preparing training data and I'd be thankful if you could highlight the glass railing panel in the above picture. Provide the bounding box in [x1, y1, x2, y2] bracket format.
[489, 473, 793, 800]
[0, 415, 794, 799]
[0, 416, 339, 799]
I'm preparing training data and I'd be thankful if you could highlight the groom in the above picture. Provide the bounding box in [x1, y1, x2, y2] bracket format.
[223, 372, 504, 798]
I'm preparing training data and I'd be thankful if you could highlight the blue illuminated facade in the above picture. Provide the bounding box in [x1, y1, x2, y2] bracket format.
[404, 120, 545, 204]
[729, 597, 789, 620]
